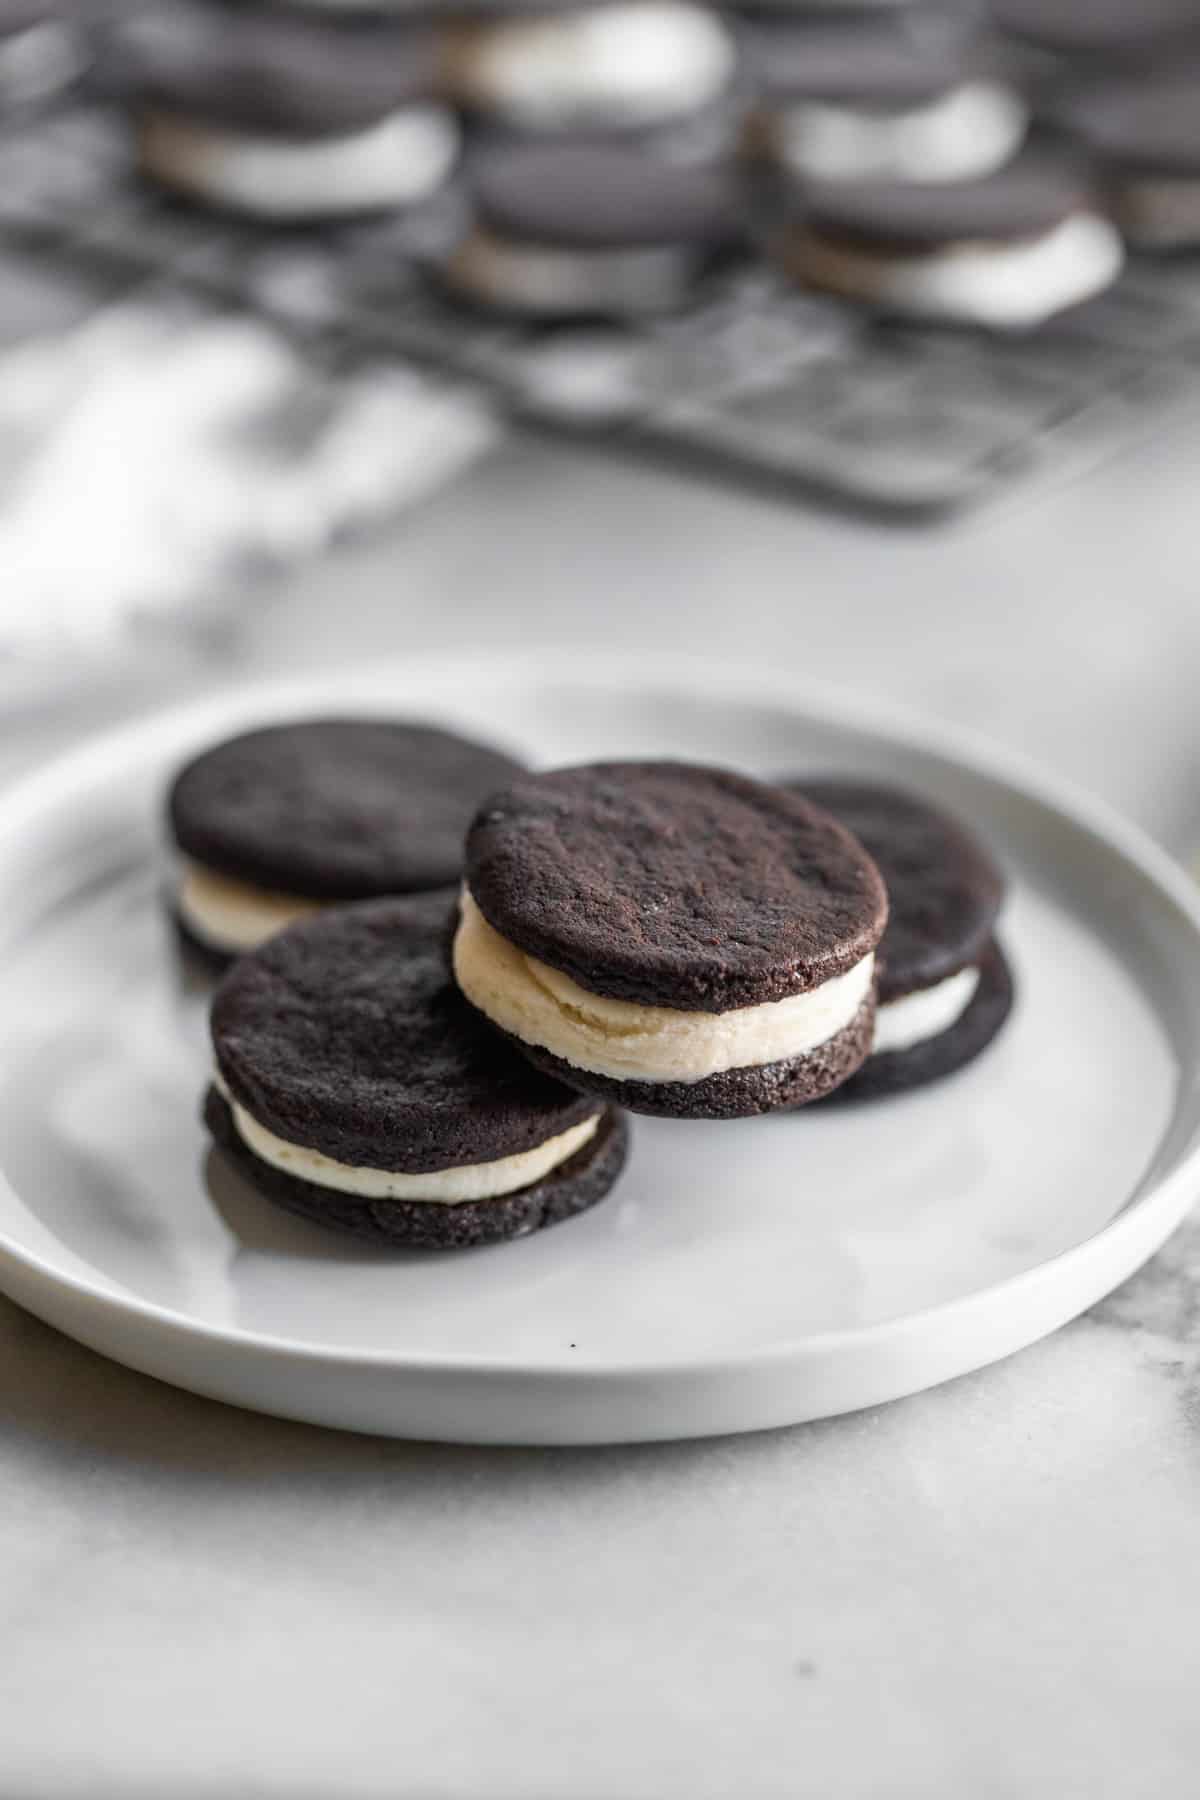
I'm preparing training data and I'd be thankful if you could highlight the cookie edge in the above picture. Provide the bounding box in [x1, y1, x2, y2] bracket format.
[204, 1087, 629, 1248]
[473, 991, 877, 1119]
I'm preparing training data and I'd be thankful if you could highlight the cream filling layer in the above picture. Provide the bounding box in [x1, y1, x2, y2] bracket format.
[217, 1073, 601, 1203]
[177, 860, 322, 954]
[453, 891, 874, 1085]
[873, 964, 980, 1056]
[774, 81, 1027, 184]
[139, 106, 459, 219]
[790, 211, 1123, 328]
[445, 228, 700, 316]
[456, 4, 735, 128]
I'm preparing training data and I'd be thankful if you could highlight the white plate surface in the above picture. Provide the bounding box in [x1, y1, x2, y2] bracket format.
[0, 653, 1198, 1444]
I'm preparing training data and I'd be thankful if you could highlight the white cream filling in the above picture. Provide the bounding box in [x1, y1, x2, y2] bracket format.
[177, 860, 322, 954]
[790, 210, 1123, 328]
[445, 228, 700, 316]
[455, 3, 735, 128]
[873, 964, 980, 1056]
[139, 106, 459, 219]
[774, 81, 1027, 184]
[217, 1073, 601, 1203]
[453, 891, 873, 1085]
[1116, 175, 1200, 249]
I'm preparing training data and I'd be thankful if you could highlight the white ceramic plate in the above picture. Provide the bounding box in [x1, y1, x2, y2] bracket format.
[0, 653, 1198, 1444]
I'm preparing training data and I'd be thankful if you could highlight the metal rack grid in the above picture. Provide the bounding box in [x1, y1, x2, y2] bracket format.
[4, 98, 1200, 520]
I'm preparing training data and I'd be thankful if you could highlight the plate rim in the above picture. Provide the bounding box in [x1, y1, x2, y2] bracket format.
[0, 649, 1197, 1394]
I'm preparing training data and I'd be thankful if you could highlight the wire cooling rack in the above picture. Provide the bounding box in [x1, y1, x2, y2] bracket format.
[4, 98, 1200, 520]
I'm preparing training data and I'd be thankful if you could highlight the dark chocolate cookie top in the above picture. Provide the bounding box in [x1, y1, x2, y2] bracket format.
[792, 779, 1005, 1002]
[115, 5, 447, 135]
[993, 0, 1200, 59]
[169, 718, 524, 900]
[469, 141, 743, 248]
[1058, 75, 1200, 176]
[464, 760, 888, 1012]
[744, 15, 987, 107]
[211, 893, 600, 1172]
[798, 154, 1094, 250]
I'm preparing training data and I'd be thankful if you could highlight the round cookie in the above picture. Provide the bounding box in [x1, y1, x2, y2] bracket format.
[743, 14, 1026, 184]
[441, 140, 743, 316]
[453, 760, 888, 1119]
[168, 717, 524, 967]
[1058, 75, 1200, 250]
[792, 779, 1013, 1098]
[772, 154, 1123, 327]
[446, 3, 736, 134]
[116, 5, 459, 220]
[207, 893, 629, 1248]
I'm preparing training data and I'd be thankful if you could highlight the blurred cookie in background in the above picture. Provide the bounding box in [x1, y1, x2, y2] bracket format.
[742, 9, 1027, 184]
[770, 154, 1123, 327]
[990, 0, 1200, 65]
[114, 4, 460, 220]
[446, 3, 737, 134]
[1055, 74, 1200, 251]
[440, 139, 745, 316]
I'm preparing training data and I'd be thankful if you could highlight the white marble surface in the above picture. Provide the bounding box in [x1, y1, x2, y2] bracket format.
[4, 422, 1200, 1796]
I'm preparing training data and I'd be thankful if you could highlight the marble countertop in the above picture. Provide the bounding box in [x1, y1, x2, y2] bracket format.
[4, 424, 1200, 1798]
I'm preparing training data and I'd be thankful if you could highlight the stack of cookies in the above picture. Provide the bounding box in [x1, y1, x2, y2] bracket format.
[747, 0, 1125, 329]
[438, 1, 744, 316]
[96, 0, 1200, 332]
[170, 716, 1015, 1250]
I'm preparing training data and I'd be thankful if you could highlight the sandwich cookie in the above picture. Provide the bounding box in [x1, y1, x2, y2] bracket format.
[442, 140, 742, 317]
[744, 14, 1027, 184]
[773, 157, 1123, 327]
[206, 894, 628, 1247]
[168, 718, 524, 970]
[1058, 76, 1200, 251]
[454, 761, 887, 1119]
[795, 780, 1013, 1099]
[119, 5, 459, 220]
[447, 3, 736, 134]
